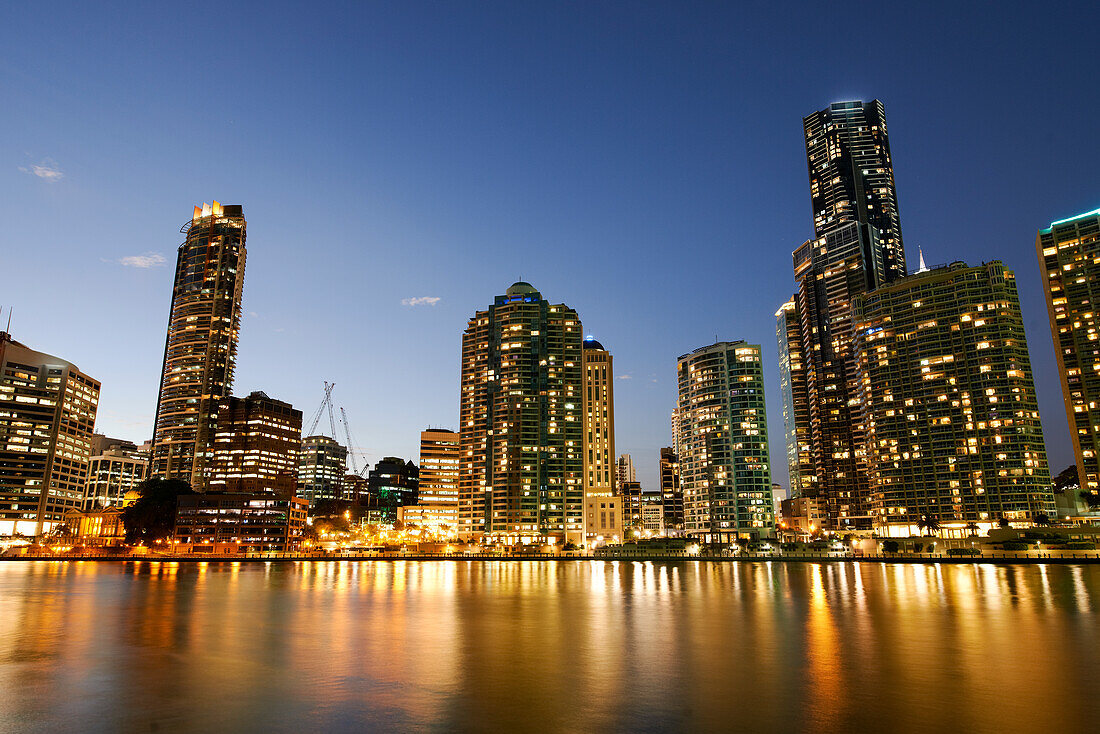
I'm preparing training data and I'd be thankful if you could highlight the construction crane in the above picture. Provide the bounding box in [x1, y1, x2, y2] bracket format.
[340, 407, 359, 475]
[340, 406, 371, 477]
[306, 382, 337, 438]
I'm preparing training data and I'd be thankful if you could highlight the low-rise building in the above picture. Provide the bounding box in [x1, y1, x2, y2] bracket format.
[584, 494, 623, 547]
[779, 496, 824, 539]
[173, 493, 307, 552]
[641, 500, 665, 536]
[62, 507, 126, 546]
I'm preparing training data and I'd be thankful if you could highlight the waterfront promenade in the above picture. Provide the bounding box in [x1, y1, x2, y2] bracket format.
[4, 551, 1099, 564]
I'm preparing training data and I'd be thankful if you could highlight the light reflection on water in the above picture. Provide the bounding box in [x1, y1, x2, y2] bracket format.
[1, 560, 1098, 733]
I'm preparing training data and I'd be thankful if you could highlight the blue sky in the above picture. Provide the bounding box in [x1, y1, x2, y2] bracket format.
[3, 1, 1098, 491]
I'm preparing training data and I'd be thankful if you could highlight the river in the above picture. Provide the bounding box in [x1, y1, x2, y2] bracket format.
[1, 560, 1098, 733]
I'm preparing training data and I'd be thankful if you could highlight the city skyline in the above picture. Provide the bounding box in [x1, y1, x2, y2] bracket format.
[3, 3, 1098, 493]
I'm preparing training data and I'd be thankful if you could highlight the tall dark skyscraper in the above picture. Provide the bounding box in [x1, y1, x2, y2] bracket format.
[458, 282, 584, 545]
[778, 101, 908, 530]
[804, 99, 905, 282]
[151, 202, 246, 489]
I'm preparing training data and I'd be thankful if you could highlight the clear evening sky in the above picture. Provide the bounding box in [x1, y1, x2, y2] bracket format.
[3, 1, 1098, 491]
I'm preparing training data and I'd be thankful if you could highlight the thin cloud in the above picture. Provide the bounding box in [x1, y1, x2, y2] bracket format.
[119, 252, 167, 268]
[402, 296, 441, 307]
[19, 159, 64, 182]
[617, 374, 633, 380]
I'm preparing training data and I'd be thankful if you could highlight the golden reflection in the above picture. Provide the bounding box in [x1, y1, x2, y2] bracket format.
[0, 561, 1097, 732]
[803, 563, 843, 727]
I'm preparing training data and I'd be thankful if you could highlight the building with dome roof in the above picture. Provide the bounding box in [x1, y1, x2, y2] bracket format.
[458, 282, 585, 545]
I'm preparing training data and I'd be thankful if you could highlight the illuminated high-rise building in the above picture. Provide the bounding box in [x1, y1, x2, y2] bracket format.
[83, 448, 148, 510]
[658, 447, 683, 535]
[776, 100, 909, 530]
[775, 298, 812, 497]
[853, 260, 1053, 534]
[208, 391, 302, 497]
[298, 435, 346, 508]
[615, 454, 635, 492]
[1037, 208, 1100, 494]
[458, 282, 584, 545]
[580, 338, 615, 545]
[413, 429, 460, 531]
[804, 99, 905, 280]
[676, 342, 774, 542]
[151, 202, 246, 489]
[0, 331, 100, 536]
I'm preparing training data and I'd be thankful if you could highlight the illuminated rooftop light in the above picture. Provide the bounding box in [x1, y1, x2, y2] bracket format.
[1046, 207, 1100, 229]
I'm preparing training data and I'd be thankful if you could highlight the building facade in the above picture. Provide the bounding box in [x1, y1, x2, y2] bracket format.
[658, 447, 683, 535]
[620, 480, 644, 536]
[676, 342, 774, 542]
[804, 99, 905, 280]
[208, 391, 302, 497]
[458, 282, 584, 545]
[775, 299, 813, 497]
[173, 493, 307, 552]
[83, 448, 148, 510]
[298, 435, 347, 508]
[367, 457, 420, 524]
[581, 338, 615, 497]
[852, 261, 1054, 535]
[584, 494, 622, 547]
[1037, 208, 1100, 495]
[417, 429, 460, 532]
[641, 497, 665, 535]
[580, 337, 615, 544]
[615, 454, 636, 492]
[0, 332, 100, 536]
[151, 202, 246, 489]
[777, 100, 909, 531]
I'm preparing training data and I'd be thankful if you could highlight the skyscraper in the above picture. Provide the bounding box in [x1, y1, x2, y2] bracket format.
[416, 429, 461, 531]
[298, 435, 346, 507]
[775, 298, 812, 497]
[83, 448, 148, 510]
[0, 331, 100, 536]
[151, 202, 246, 490]
[777, 100, 908, 530]
[804, 99, 905, 281]
[208, 391, 302, 497]
[581, 337, 615, 499]
[676, 342, 774, 542]
[658, 447, 683, 535]
[581, 337, 616, 544]
[1037, 208, 1100, 495]
[615, 454, 635, 492]
[367, 457, 419, 523]
[853, 260, 1053, 533]
[458, 282, 584, 545]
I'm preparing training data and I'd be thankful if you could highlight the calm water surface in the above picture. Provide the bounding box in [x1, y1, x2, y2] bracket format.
[1, 560, 1098, 733]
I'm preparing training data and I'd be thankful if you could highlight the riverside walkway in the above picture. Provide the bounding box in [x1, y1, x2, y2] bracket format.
[4, 551, 1100, 564]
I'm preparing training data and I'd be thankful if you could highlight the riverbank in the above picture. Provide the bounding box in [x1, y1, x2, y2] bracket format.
[4, 552, 1100, 564]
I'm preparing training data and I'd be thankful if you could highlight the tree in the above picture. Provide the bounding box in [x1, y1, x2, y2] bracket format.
[882, 539, 900, 554]
[965, 522, 979, 537]
[917, 512, 941, 537]
[1084, 492, 1100, 510]
[122, 478, 194, 544]
[998, 516, 1011, 529]
[1033, 512, 1052, 527]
